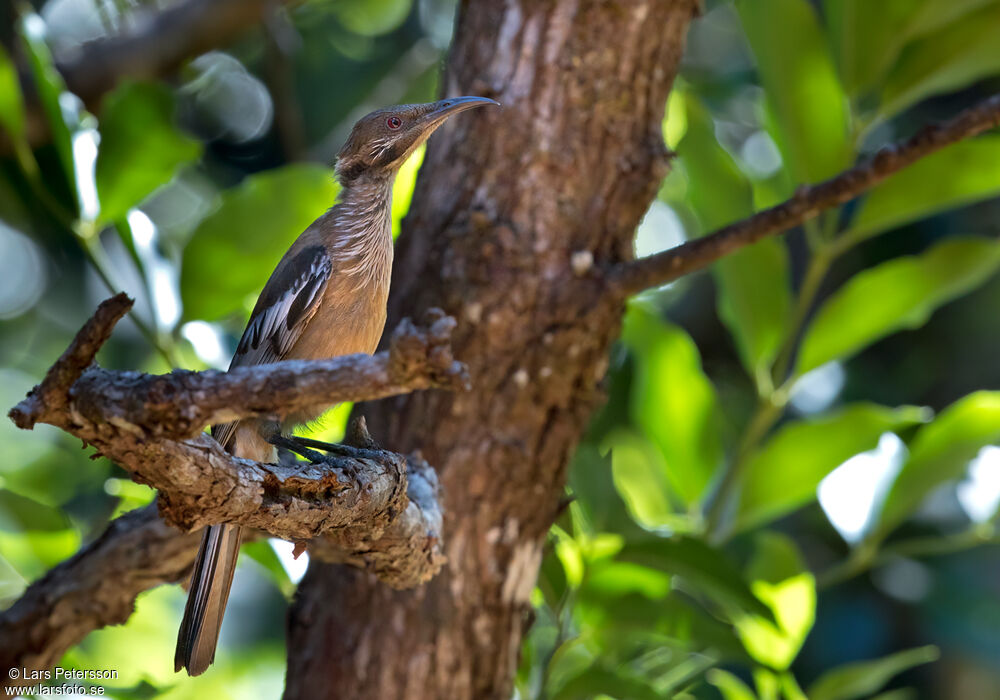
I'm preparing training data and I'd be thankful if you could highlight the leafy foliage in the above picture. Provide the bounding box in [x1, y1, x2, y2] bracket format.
[1, 0, 1000, 698]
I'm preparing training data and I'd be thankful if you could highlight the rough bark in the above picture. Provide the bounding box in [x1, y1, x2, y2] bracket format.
[284, 1, 698, 698]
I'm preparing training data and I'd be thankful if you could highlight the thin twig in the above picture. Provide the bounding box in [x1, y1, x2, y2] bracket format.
[610, 93, 1000, 296]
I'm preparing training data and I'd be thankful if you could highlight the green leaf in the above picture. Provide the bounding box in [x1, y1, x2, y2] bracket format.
[737, 0, 851, 183]
[0, 489, 71, 532]
[0, 44, 25, 140]
[621, 304, 723, 507]
[619, 537, 776, 622]
[19, 13, 75, 192]
[678, 97, 791, 381]
[606, 429, 680, 531]
[180, 164, 340, 321]
[95, 82, 201, 224]
[904, 0, 1000, 40]
[878, 3, 1000, 121]
[807, 646, 939, 700]
[708, 669, 758, 700]
[876, 392, 1000, 537]
[551, 667, 661, 700]
[241, 540, 295, 598]
[846, 137, 1000, 243]
[734, 533, 815, 671]
[331, 0, 412, 36]
[822, 0, 916, 98]
[734, 404, 930, 532]
[796, 237, 1000, 375]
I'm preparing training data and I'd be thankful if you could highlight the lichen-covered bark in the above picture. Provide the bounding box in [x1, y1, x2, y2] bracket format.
[284, 1, 697, 697]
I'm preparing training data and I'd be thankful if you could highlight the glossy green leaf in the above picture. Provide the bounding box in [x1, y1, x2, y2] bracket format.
[808, 646, 939, 700]
[878, 3, 1000, 121]
[622, 304, 723, 507]
[735, 404, 930, 532]
[606, 429, 679, 530]
[19, 14, 75, 191]
[737, 0, 851, 183]
[95, 82, 201, 224]
[679, 97, 791, 381]
[619, 537, 775, 622]
[0, 45, 25, 140]
[734, 533, 815, 671]
[876, 392, 1000, 537]
[584, 560, 671, 601]
[708, 669, 757, 700]
[180, 164, 340, 321]
[847, 137, 1000, 243]
[551, 667, 661, 700]
[822, 0, 916, 98]
[796, 237, 1000, 375]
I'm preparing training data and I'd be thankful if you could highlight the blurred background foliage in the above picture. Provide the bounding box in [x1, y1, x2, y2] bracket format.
[0, 0, 999, 698]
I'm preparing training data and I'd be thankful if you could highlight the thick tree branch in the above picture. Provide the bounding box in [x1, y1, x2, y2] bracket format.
[0, 505, 199, 679]
[7, 294, 459, 579]
[1, 293, 456, 678]
[10, 297, 467, 437]
[610, 93, 1000, 296]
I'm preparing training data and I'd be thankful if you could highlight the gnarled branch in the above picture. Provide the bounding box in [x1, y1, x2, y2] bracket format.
[609, 93, 1000, 296]
[2, 293, 461, 678]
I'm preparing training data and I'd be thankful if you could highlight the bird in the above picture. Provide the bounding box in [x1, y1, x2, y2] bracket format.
[174, 96, 499, 676]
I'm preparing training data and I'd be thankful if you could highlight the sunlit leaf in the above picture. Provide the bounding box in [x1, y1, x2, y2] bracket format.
[241, 540, 295, 599]
[622, 304, 723, 507]
[0, 44, 25, 140]
[679, 96, 791, 381]
[808, 646, 939, 700]
[606, 428, 680, 531]
[180, 164, 339, 321]
[619, 537, 775, 622]
[552, 526, 584, 589]
[708, 669, 757, 700]
[584, 560, 671, 601]
[737, 0, 851, 183]
[734, 533, 815, 670]
[331, 0, 412, 36]
[796, 237, 1000, 375]
[391, 145, 424, 239]
[878, 3, 1000, 121]
[95, 82, 201, 224]
[847, 137, 1000, 243]
[875, 392, 1000, 538]
[19, 13, 75, 193]
[734, 404, 930, 532]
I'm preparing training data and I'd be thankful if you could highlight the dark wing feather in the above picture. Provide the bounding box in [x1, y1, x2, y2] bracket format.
[212, 245, 332, 449]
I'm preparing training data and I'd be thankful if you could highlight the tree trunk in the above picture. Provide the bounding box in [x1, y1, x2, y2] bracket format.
[284, 1, 696, 697]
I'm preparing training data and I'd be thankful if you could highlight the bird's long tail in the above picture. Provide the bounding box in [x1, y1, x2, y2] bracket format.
[174, 523, 243, 676]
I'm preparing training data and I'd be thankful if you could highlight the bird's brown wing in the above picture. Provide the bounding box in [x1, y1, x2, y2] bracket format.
[211, 244, 332, 449]
[177, 245, 333, 675]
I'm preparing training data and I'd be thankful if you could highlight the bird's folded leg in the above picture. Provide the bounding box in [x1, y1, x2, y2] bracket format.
[268, 418, 384, 479]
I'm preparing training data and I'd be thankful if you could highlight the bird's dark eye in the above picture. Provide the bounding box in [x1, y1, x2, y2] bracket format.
[386, 116, 402, 130]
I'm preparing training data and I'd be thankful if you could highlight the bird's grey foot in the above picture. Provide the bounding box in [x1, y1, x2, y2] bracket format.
[268, 434, 377, 480]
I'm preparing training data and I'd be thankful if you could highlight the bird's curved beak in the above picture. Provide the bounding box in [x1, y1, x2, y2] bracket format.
[423, 96, 500, 128]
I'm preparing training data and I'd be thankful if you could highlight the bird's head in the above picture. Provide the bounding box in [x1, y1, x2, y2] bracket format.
[334, 96, 499, 184]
